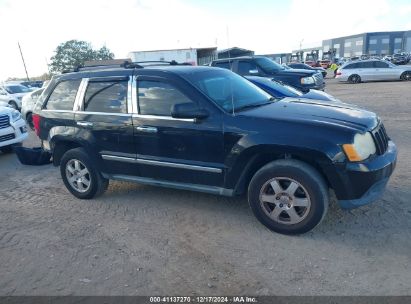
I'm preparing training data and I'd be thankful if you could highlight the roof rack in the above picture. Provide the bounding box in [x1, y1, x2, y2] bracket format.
[61, 60, 191, 74]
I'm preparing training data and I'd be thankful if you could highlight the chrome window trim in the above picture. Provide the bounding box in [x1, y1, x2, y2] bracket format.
[75, 111, 132, 117]
[101, 154, 222, 173]
[73, 78, 89, 112]
[131, 114, 194, 122]
[42, 109, 76, 113]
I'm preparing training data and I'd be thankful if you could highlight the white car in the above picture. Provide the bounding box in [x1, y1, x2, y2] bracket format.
[0, 106, 28, 153]
[336, 59, 411, 83]
[0, 83, 32, 110]
[21, 88, 44, 130]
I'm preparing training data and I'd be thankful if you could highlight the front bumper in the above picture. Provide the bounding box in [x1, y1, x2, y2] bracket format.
[0, 118, 28, 148]
[336, 141, 397, 209]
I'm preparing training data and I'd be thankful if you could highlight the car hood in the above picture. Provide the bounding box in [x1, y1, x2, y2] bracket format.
[274, 68, 316, 77]
[302, 89, 340, 102]
[0, 105, 14, 114]
[239, 97, 378, 131]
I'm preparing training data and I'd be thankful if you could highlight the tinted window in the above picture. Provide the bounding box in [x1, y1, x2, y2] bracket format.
[373, 61, 389, 68]
[138, 81, 193, 116]
[45, 80, 81, 110]
[344, 63, 359, 69]
[83, 81, 128, 113]
[214, 61, 231, 70]
[238, 61, 259, 75]
[359, 62, 374, 68]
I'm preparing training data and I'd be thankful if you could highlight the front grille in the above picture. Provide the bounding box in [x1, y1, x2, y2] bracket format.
[313, 73, 323, 85]
[0, 133, 15, 142]
[372, 123, 389, 155]
[0, 114, 10, 129]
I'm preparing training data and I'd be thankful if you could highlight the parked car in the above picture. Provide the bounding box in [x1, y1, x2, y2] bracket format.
[319, 60, 331, 69]
[383, 55, 393, 62]
[392, 53, 409, 65]
[336, 59, 411, 83]
[245, 76, 338, 102]
[287, 62, 327, 78]
[21, 88, 44, 130]
[210, 56, 325, 92]
[0, 83, 32, 110]
[0, 105, 28, 153]
[32, 62, 396, 235]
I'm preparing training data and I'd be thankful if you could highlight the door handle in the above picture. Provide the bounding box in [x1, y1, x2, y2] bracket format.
[136, 126, 158, 133]
[77, 121, 93, 128]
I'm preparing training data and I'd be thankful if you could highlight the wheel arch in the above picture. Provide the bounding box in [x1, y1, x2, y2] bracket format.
[231, 145, 333, 196]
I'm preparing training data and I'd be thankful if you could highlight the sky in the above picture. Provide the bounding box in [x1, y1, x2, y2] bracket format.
[1, 0, 411, 80]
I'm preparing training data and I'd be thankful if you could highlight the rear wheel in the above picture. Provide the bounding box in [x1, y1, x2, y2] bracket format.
[60, 147, 109, 199]
[248, 159, 329, 235]
[348, 74, 361, 84]
[401, 71, 411, 81]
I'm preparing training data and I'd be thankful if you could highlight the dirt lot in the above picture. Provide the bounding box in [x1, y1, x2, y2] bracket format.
[0, 78, 410, 296]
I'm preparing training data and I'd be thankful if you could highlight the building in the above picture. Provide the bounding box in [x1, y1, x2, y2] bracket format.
[217, 47, 254, 59]
[263, 53, 292, 64]
[127, 47, 217, 66]
[322, 30, 411, 59]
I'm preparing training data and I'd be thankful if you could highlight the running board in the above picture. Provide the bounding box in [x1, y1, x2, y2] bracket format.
[102, 173, 234, 197]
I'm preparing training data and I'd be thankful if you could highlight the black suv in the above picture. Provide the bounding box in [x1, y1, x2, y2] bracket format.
[210, 56, 325, 92]
[33, 62, 397, 235]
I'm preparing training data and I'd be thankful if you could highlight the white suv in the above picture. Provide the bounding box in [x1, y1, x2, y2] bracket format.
[0, 106, 28, 153]
[0, 84, 32, 110]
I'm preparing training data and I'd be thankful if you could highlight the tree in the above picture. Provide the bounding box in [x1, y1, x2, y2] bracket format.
[49, 40, 114, 73]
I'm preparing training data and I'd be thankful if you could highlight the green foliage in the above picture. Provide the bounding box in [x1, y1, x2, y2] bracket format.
[49, 40, 114, 73]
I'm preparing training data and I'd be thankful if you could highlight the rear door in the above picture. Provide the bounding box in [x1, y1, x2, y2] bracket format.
[131, 75, 225, 187]
[74, 76, 137, 176]
[357, 61, 375, 81]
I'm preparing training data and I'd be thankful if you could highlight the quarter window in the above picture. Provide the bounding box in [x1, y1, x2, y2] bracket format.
[214, 61, 232, 70]
[45, 80, 81, 111]
[374, 61, 389, 68]
[83, 80, 128, 113]
[138, 80, 193, 116]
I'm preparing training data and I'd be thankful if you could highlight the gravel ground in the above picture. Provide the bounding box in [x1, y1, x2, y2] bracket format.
[0, 78, 410, 296]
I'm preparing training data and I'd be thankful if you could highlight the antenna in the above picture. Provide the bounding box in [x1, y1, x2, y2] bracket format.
[18, 42, 30, 81]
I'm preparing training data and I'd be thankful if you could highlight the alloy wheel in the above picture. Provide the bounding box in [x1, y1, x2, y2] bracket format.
[65, 159, 91, 193]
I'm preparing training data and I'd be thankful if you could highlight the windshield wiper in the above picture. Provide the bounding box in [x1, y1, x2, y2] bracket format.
[234, 101, 272, 112]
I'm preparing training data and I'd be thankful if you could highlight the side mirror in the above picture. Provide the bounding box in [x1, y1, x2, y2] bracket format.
[171, 103, 209, 120]
[249, 69, 259, 75]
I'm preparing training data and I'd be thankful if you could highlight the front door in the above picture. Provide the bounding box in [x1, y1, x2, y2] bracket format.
[132, 75, 224, 187]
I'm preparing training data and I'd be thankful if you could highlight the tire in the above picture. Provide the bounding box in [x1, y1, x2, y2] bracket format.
[9, 101, 18, 110]
[248, 159, 329, 235]
[60, 147, 109, 199]
[400, 71, 411, 81]
[0, 145, 13, 153]
[26, 112, 34, 130]
[348, 74, 361, 84]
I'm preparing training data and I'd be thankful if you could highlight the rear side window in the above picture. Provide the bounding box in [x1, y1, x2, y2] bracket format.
[344, 63, 359, 69]
[138, 80, 193, 116]
[374, 61, 389, 68]
[359, 62, 374, 68]
[83, 81, 128, 113]
[237, 61, 259, 75]
[214, 61, 232, 70]
[45, 80, 81, 110]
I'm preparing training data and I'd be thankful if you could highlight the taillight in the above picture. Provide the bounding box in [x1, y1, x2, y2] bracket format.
[32, 114, 41, 136]
[336, 71, 342, 75]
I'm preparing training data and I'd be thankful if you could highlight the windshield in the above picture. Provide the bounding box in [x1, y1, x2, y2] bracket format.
[255, 57, 285, 73]
[4, 85, 31, 94]
[186, 69, 274, 113]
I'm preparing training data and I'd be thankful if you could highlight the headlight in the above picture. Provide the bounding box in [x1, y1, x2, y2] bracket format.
[301, 76, 315, 85]
[342, 132, 376, 161]
[11, 110, 22, 122]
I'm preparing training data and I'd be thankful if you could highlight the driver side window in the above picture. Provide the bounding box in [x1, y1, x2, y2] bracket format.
[237, 61, 259, 76]
[138, 80, 194, 116]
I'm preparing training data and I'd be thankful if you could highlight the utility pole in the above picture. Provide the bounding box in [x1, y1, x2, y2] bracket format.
[18, 42, 30, 81]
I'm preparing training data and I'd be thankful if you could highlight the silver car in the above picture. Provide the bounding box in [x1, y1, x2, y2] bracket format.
[336, 59, 411, 83]
[21, 88, 44, 130]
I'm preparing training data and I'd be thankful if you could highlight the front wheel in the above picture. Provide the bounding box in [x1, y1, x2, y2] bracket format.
[248, 159, 329, 235]
[60, 147, 109, 199]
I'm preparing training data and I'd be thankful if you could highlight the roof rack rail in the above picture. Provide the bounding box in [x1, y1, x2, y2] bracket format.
[60, 60, 192, 74]
[61, 60, 143, 74]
